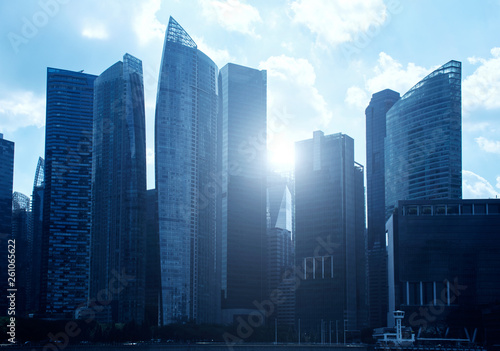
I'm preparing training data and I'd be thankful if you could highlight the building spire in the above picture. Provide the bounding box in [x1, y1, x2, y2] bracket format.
[166, 16, 197, 48]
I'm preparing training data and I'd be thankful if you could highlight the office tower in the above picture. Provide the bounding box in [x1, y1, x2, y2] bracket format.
[386, 199, 500, 344]
[0, 134, 14, 316]
[294, 131, 367, 338]
[12, 192, 30, 316]
[42, 68, 96, 318]
[0, 133, 14, 237]
[365, 89, 400, 328]
[267, 173, 294, 325]
[90, 53, 147, 323]
[155, 17, 219, 324]
[31, 157, 44, 314]
[385, 61, 462, 218]
[218, 63, 267, 323]
[145, 189, 160, 326]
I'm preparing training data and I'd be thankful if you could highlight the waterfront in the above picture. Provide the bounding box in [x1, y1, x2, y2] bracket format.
[0, 343, 368, 351]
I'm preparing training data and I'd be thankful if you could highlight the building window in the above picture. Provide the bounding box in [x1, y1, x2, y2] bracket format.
[421, 206, 432, 215]
[435, 205, 446, 215]
[461, 204, 472, 215]
[474, 204, 486, 214]
[488, 203, 500, 214]
[447, 205, 459, 215]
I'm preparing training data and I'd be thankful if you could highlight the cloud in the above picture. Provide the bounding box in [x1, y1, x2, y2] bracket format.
[259, 55, 332, 147]
[0, 90, 45, 132]
[290, 0, 388, 47]
[463, 47, 500, 111]
[200, 0, 262, 37]
[463, 170, 499, 199]
[133, 0, 166, 44]
[497, 176, 500, 190]
[344, 86, 369, 110]
[475, 136, 500, 155]
[82, 24, 109, 39]
[191, 35, 235, 68]
[345, 52, 431, 110]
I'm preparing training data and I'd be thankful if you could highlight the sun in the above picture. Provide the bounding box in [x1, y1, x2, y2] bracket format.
[268, 140, 295, 172]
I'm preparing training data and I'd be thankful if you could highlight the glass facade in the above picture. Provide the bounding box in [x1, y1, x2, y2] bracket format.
[0, 134, 14, 315]
[387, 199, 500, 344]
[42, 68, 96, 318]
[90, 53, 147, 323]
[0, 134, 14, 239]
[12, 192, 30, 317]
[145, 189, 161, 326]
[365, 89, 400, 328]
[155, 17, 219, 324]
[294, 131, 367, 336]
[385, 61, 462, 218]
[218, 63, 267, 323]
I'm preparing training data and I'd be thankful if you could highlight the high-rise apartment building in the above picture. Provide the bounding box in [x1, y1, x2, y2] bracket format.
[155, 17, 219, 324]
[90, 54, 147, 323]
[42, 68, 96, 318]
[218, 63, 267, 323]
[294, 131, 367, 338]
[385, 61, 462, 218]
[365, 89, 400, 328]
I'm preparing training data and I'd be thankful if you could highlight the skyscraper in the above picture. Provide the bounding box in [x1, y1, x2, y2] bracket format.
[385, 60, 462, 217]
[218, 63, 267, 323]
[294, 131, 367, 338]
[145, 189, 160, 326]
[90, 53, 147, 323]
[365, 89, 400, 328]
[42, 68, 96, 318]
[0, 133, 14, 315]
[11, 192, 30, 316]
[0, 133, 14, 238]
[155, 17, 219, 324]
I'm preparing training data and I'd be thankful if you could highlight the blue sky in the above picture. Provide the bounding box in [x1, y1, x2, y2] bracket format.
[1, 0, 499, 199]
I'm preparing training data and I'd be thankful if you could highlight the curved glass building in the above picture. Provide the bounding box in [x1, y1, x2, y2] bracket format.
[385, 60, 462, 218]
[155, 17, 219, 324]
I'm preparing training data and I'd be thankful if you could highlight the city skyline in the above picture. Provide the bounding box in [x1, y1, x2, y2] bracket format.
[1, 1, 499, 200]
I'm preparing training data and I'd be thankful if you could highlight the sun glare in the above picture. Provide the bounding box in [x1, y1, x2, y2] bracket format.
[268, 142, 295, 172]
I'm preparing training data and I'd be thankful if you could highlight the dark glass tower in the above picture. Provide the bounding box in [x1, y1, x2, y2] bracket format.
[365, 89, 400, 328]
[0, 134, 14, 315]
[218, 63, 267, 323]
[12, 192, 30, 317]
[0, 133, 14, 238]
[155, 17, 219, 324]
[90, 53, 147, 323]
[294, 131, 367, 338]
[42, 68, 96, 318]
[385, 61, 462, 218]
